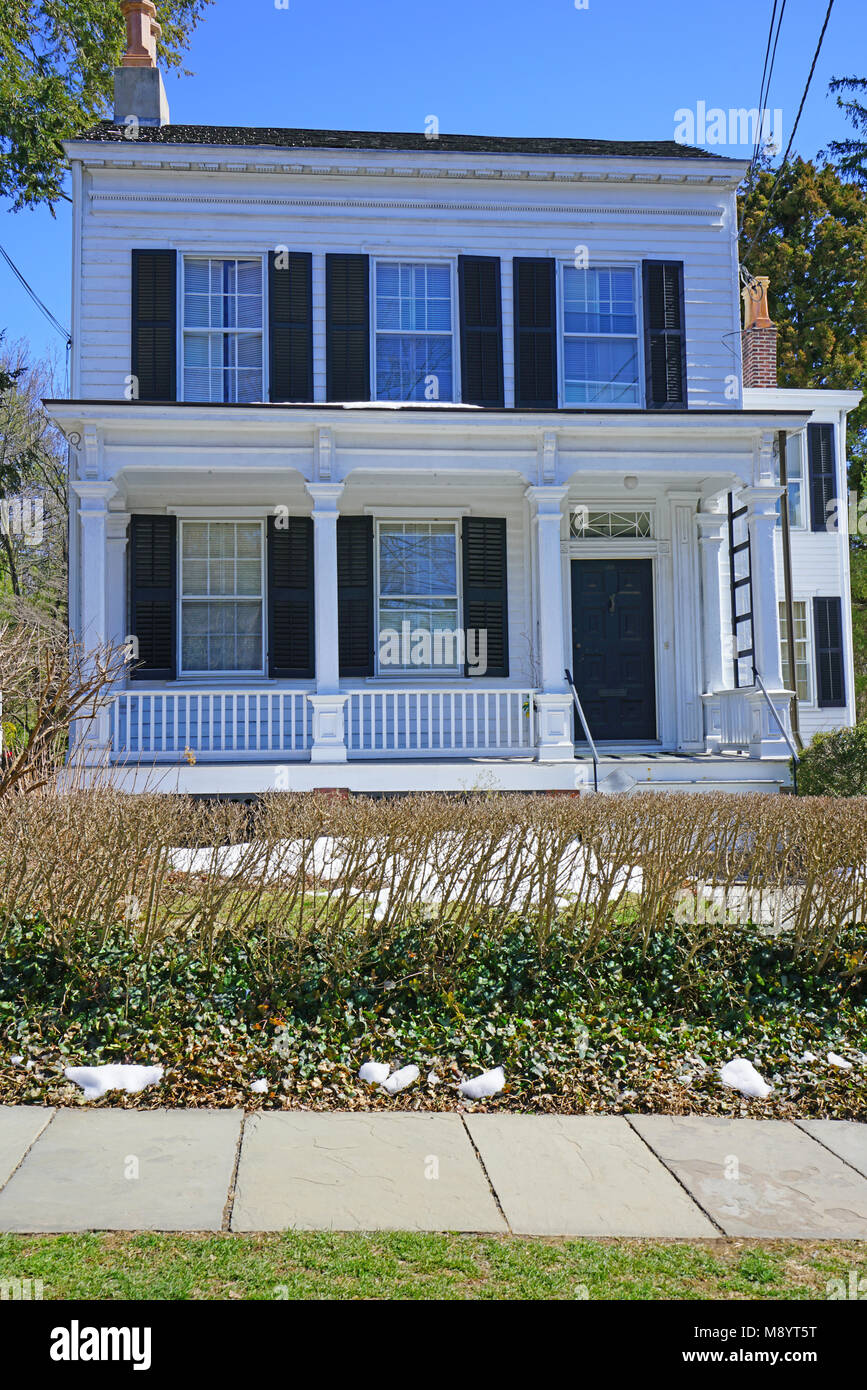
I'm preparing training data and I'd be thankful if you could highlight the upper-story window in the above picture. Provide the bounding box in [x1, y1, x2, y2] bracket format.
[374, 261, 454, 402]
[775, 431, 807, 529]
[183, 257, 264, 403]
[562, 265, 640, 405]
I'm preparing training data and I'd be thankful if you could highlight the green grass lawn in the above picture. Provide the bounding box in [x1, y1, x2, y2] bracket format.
[0, 1232, 862, 1300]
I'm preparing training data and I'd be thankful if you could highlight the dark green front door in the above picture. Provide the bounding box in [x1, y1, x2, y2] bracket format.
[570, 558, 656, 741]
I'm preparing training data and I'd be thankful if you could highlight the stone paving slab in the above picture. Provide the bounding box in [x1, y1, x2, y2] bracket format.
[0, 1109, 242, 1233]
[465, 1114, 716, 1237]
[631, 1115, 867, 1239]
[232, 1112, 506, 1232]
[795, 1120, 867, 1180]
[0, 1107, 54, 1190]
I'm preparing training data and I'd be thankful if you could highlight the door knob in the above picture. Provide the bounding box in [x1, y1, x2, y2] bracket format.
[608, 594, 616, 614]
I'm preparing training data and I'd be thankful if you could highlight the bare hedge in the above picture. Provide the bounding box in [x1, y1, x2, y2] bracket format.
[1, 789, 866, 977]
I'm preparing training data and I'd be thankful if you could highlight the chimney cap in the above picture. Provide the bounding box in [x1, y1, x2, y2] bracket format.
[120, 0, 159, 69]
[742, 274, 774, 330]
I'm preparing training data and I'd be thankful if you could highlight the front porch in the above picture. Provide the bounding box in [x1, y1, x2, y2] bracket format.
[100, 683, 793, 795]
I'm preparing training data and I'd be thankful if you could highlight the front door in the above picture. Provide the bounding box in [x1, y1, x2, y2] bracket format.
[570, 558, 656, 741]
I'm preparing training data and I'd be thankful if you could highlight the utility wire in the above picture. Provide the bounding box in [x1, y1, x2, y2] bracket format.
[749, 0, 782, 173]
[0, 242, 71, 346]
[741, 0, 837, 260]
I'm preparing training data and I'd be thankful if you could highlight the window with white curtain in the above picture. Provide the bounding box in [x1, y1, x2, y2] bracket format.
[374, 261, 454, 402]
[180, 521, 264, 674]
[562, 265, 640, 404]
[779, 600, 811, 702]
[183, 258, 264, 403]
[376, 521, 460, 672]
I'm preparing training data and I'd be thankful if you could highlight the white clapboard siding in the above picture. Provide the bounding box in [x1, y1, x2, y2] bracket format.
[76, 159, 739, 404]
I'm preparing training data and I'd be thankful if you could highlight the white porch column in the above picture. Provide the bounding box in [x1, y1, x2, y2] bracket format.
[71, 480, 116, 759]
[668, 490, 705, 752]
[105, 512, 131, 652]
[696, 505, 727, 752]
[742, 484, 792, 757]
[525, 485, 573, 762]
[306, 483, 348, 763]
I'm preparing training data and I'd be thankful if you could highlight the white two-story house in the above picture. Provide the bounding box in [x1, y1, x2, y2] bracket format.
[46, 6, 859, 794]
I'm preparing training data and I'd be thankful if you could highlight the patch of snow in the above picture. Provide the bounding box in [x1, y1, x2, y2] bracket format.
[828, 1052, 853, 1070]
[719, 1057, 772, 1099]
[358, 1061, 391, 1085]
[382, 1064, 420, 1095]
[250, 1079, 268, 1094]
[64, 1064, 163, 1101]
[459, 1066, 505, 1100]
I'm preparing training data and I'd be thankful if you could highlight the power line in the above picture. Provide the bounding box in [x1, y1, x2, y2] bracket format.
[749, 0, 782, 172]
[741, 0, 837, 260]
[0, 242, 71, 346]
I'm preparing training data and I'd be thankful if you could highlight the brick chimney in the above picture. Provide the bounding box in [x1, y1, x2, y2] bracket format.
[113, 1, 169, 127]
[741, 275, 778, 389]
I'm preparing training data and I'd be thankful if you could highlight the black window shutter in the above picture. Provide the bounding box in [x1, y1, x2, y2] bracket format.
[462, 517, 509, 678]
[642, 261, 687, 408]
[458, 255, 504, 407]
[267, 515, 314, 678]
[813, 596, 846, 708]
[129, 515, 176, 680]
[326, 254, 370, 402]
[808, 423, 837, 533]
[268, 252, 313, 402]
[337, 515, 374, 676]
[513, 258, 557, 408]
[131, 250, 177, 402]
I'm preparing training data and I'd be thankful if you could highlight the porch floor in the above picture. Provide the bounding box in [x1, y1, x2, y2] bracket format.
[100, 751, 792, 796]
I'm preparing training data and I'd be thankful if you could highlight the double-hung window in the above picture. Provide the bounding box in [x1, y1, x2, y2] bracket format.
[562, 265, 640, 404]
[779, 600, 811, 702]
[183, 257, 264, 403]
[776, 431, 807, 529]
[180, 521, 264, 675]
[376, 521, 460, 673]
[374, 261, 454, 402]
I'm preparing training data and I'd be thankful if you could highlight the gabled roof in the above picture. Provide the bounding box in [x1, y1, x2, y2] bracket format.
[74, 122, 738, 161]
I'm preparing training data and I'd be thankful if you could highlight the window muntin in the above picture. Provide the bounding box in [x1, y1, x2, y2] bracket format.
[183, 257, 264, 403]
[180, 521, 264, 674]
[562, 265, 640, 405]
[776, 432, 807, 529]
[570, 508, 652, 539]
[374, 262, 454, 402]
[376, 521, 460, 673]
[779, 600, 811, 702]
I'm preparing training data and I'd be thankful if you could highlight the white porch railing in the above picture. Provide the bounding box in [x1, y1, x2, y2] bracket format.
[112, 690, 313, 757]
[705, 686, 795, 758]
[110, 686, 536, 760]
[346, 687, 536, 756]
[713, 688, 753, 751]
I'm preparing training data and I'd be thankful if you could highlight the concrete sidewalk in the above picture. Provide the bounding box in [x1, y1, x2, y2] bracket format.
[1, 1106, 866, 1238]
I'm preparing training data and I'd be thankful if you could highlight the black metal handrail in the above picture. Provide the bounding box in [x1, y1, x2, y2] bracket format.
[565, 668, 599, 793]
[753, 666, 800, 795]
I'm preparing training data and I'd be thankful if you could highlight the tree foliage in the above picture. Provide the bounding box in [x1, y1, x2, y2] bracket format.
[0, 0, 212, 210]
[739, 158, 867, 494]
[0, 339, 68, 622]
[825, 76, 867, 186]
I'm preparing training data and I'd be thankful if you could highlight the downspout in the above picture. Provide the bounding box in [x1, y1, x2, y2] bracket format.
[777, 429, 803, 750]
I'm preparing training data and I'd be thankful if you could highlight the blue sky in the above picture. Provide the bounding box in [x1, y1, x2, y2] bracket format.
[2, 0, 865, 373]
